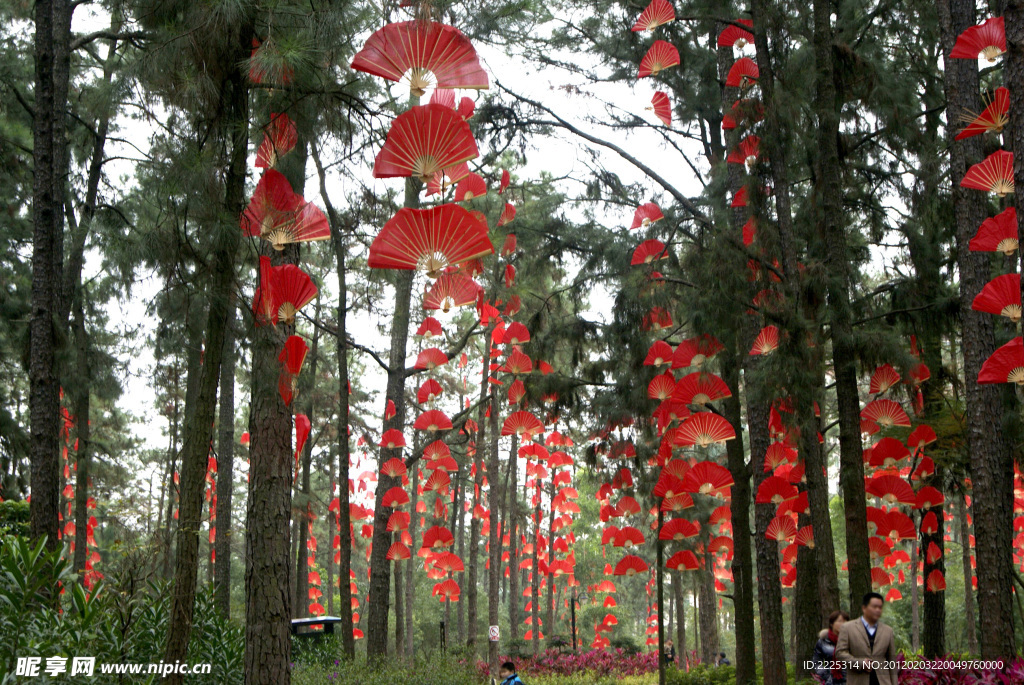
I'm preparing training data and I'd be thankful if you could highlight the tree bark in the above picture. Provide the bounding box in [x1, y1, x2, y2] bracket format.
[29, 0, 72, 551]
[71, 295, 90, 577]
[294, 304, 320, 620]
[486, 387, 502, 678]
[944, 0, 1017, 659]
[959, 493, 978, 655]
[697, 534, 719, 664]
[468, 337, 491, 652]
[508, 434, 520, 641]
[214, 299, 236, 618]
[673, 571, 685, 667]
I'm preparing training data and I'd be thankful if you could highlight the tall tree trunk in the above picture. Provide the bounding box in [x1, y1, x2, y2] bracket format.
[214, 299, 236, 618]
[697, 536, 719, 664]
[405, 455, 420, 659]
[911, 538, 920, 651]
[959, 493, 978, 655]
[793, 505, 818, 677]
[508, 434, 520, 641]
[467, 337, 491, 652]
[531, 481, 541, 657]
[394, 552, 405, 657]
[674, 571, 685, 668]
[29, 0, 72, 550]
[943, 0, 1017, 659]
[747, 388, 787, 683]
[294, 306, 320, 620]
[456, 469, 467, 645]
[165, 29, 250, 680]
[71, 295, 90, 577]
[486, 387, 502, 678]
[313, 145, 355, 658]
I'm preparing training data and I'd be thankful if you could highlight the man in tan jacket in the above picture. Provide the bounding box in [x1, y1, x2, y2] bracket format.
[835, 592, 899, 685]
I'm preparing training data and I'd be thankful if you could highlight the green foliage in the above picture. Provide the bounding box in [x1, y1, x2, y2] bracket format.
[291, 652, 478, 685]
[529, 676, 654, 685]
[0, 500, 29, 537]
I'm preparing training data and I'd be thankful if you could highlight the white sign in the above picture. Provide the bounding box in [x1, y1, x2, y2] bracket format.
[489, 625, 500, 642]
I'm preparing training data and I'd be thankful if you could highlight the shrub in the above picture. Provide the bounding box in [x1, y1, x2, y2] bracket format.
[0, 501, 30, 538]
[292, 652, 478, 685]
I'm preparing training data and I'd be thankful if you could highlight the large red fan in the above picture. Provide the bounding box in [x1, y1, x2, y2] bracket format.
[970, 207, 1018, 254]
[649, 92, 671, 127]
[861, 398, 910, 428]
[960, 149, 1013, 197]
[718, 19, 754, 48]
[673, 335, 723, 368]
[866, 475, 915, 505]
[766, 516, 797, 543]
[631, 239, 668, 265]
[666, 550, 700, 571]
[374, 104, 479, 183]
[956, 87, 1009, 140]
[368, 204, 493, 277]
[749, 325, 779, 356]
[613, 554, 649, 577]
[350, 21, 489, 96]
[645, 340, 674, 366]
[278, 335, 309, 405]
[423, 273, 480, 312]
[502, 411, 544, 438]
[256, 113, 298, 168]
[241, 170, 330, 250]
[680, 459, 733, 495]
[727, 135, 761, 167]
[631, 0, 675, 31]
[869, 364, 900, 395]
[414, 409, 452, 432]
[454, 173, 487, 202]
[638, 41, 680, 78]
[675, 414, 735, 448]
[672, 372, 732, 406]
[725, 57, 759, 88]
[949, 16, 1005, 62]
[972, 273, 1021, 321]
[978, 337, 1024, 385]
[631, 202, 664, 229]
[271, 263, 318, 325]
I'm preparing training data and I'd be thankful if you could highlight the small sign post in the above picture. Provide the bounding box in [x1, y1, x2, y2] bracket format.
[489, 625, 499, 642]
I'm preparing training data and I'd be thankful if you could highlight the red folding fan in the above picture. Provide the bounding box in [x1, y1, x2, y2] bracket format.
[647, 372, 677, 401]
[269, 263, 318, 325]
[949, 16, 1005, 62]
[499, 169, 510, 194]
[645, 340, 674, 366]
[726, 134, 761, 167]
[970, 207, 1018, 254]
[861, 398, 910, 428]
[414, 347, 448, 370]
[666, 550, 700, 571]
[631, 0, 675, 31]
[613, 554, 649, 577]
[749, 325, 779, 356]
[978, 336, 1024, 385]
[718, 19, 754, 48]
[649, 92, 671, 127]
[725, 57, 759, 88]
[915, 486, 944, 510]
[672, 372, 732, 406]
[423, 272, 480, 312]
[416, 317, 443, 338]
[241, 170, 298, 236]
[374, 104, 479, 182]
[350, 21, 489, 96]
[256, 113, 298, 168]
[722, 99, 763, 130]
[638, 40, 680, 78]
[631, 239, 668, 265]
[869, 363, 900, 394]
[381, 486, 411, 508]
[508, 379, 526, 405]
[866, 474, 915, 505]
[454, 173, 487, 202]
[502, 349, 534, 375]
[731, 185, 749, 207]
[673, 335, 723, 369]
[868, 437, 910, 469]
[498, 203, 517, 227]
[502, 410, 544, 438]
[631, 202, 664, 229]
[960, 149, 1014, 197]
[368, 204, 492, 277]
[425, 162, 471, 196]
[765, 515, 797, 543]
[277, 335, 309, 405]
[956, 87, 1009, 139]
[680, 458, 734, 494]
[253, 256, 278, 325]
[972, 273, 1021, 321]
[756, 476, 798, 505]
[504, 321, 530, 345]
[414, 409, 452, 432]
[925, 569, 946, 592]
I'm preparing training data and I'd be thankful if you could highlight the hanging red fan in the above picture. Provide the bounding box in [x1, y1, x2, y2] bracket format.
[644, 340, 674, 366]
[765, 515, 797, 543]
[673, 335, 724, 369]
[253, 256, 278, 325]
[659, 518, 699, 541]
[925, 569, 946, 592]
[417, 378, 443, 403]
[960, 149, 1013, 197]
[949, 16, 1005, 62]
[414, 409, 452, 432]
[722, 99, 763, 130]
[718, 19, 754, 48]
[666, 550, 700, 571]
[502, 349, 533, 375]
[639, 40, 680, 78]
[972, 273, 1022, 321]
[915, 486, 944, 510]
[979, 337, 1024, 384]
[756, 476, 798, 505]
[649, 92, 671, 127]
[293, 414, 311, 482]
[867, 437, 910, 469]
[503, 321, 530, 346]
[631, 0, 675, 31]
[368, 204, 492, 277]
[498, 169, 511, 194]
[508, 379, 526, 405]
[969, 207, 1018, 254]
[861, 398, 910, 428]
[631, 239, 668, 265]
[414, 347, 448, 370]
[866, 474, 915, 505]
[498, 203, 517, 227]
[868, 363, 900, 395]
[731, 185, 749, 208]
[672, 372, 732, 406]
[277, 335, 309, 405]
[256, 113, 298, 168]
[613, 554, 649, 577]
[749, 325, 779, 356]
[956, 87, 1009, 139]
[742, 217, 756, 246]
[680, 459, 734, 494]
[725, 57, 759, 88]
[271, 263, 318, 325]
[726, 134, 761, 167]
[505, 264, 516, 288]
[416, 317, 443, 338]
[425, 162, 471, 196]
[647, 372, 677, 401]
[380, 429, 407, 449]
[381, 457, 407, 479]
[502, 410, 544, 438]
[374, 104, 479, 182]
[350, 21, 489, 96]
[454, 173, 487, 202]
[424, 273, 480, 312]
[381, 487, 411, 508]
[631, 202, 664, 229]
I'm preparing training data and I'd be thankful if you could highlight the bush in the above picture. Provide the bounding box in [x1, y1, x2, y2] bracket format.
[292, 651, 479, 685]
[0, 501, 30, 538]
